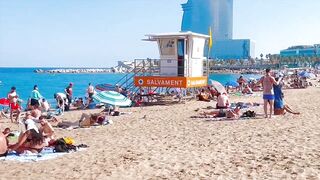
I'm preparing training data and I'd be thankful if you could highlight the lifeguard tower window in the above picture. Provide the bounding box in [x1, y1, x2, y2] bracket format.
[177, 39, 185, 76]
[160, 39, 175, 56]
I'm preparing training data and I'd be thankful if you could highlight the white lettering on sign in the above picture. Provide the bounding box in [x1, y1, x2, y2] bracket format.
[146, 79, 183, 86]
[190, 80, 206, 86]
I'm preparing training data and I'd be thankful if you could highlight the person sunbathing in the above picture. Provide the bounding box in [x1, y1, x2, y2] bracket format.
[51, 112, 108, 129]
[198, 89, 211, 102]
[30, 105, 42, 120]
[39, 116, 55, 145]
[79, 113, 108, 127]
[273, 78, 300, 115]
[216, 92, 230, 109]
[9, 115, 46, 154]
[199, 106, 241, 119]
[242, 85, 253, 94]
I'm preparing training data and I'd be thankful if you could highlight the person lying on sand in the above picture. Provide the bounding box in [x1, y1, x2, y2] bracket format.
[51, 112, 108, 129]
[198, 106, 241, 119]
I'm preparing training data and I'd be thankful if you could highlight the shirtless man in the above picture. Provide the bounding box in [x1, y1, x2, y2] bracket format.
[257, 68, 280, 118]
[0, 130, 9, 157]
[39, 116, 55, 145]
[31, 105, 42, 120]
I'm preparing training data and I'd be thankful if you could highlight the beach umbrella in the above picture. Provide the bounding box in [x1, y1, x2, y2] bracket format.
[92, 91, 132, 107]
[299, 71, 316, 79]
[209, 80, 226, 93]
[95, 84, 116, 91]
[299, 71, 308, 77]
[0, 98, 10, 106]
[225, 81, 239, 87]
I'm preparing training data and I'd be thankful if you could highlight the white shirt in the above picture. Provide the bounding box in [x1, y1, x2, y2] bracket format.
[25, 119, 39, 133]
[217, 94, 229, 107]
[8, 91, 17, 103]
[87, 85, 94, 93]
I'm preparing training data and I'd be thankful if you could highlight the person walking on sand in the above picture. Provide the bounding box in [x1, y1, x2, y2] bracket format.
[30, 85, 43, 107]
[87, 83, 95, 98]
[65, 82, 73, 105]
[257, 68, 280, 118]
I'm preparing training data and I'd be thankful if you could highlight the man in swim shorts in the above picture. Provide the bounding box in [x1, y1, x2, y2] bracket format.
[257, 68, 280, 118]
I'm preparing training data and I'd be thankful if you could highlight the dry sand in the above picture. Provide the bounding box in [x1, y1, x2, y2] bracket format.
[0, 86, 320, 179]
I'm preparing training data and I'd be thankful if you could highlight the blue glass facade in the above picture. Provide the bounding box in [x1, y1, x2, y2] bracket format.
[280, 44, 320, 57]
[181, 0, 254, 60]
[181, 0, 233, 40]
[212, 39, 255, 60]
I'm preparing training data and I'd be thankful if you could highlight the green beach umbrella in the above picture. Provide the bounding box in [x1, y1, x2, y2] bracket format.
[92, 91, 132, 107]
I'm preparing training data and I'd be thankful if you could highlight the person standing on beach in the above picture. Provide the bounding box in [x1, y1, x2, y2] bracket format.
[7, 87, 21, 123]
[87, 83, 95, 98]
[30, 85, 43, 107]
[257, 68, 279, 118]
[65, 83, 73, 104]
[237, 76, 246, 91]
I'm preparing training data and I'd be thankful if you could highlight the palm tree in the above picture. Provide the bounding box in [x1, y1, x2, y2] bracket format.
[239, 59, 244, 66]
[260, 53, 264, 60]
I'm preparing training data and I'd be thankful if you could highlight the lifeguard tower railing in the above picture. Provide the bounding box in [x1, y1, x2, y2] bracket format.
[115, 58, 191, 94]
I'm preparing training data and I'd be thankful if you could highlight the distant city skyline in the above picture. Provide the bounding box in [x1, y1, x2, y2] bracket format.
[0, 0, 320, 67]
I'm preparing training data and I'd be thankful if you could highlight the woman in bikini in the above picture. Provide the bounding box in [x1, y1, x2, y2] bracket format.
[9, 114, 46, 154]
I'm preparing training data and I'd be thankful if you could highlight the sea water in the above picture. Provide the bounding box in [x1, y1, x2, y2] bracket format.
[0, 68, 261, 107]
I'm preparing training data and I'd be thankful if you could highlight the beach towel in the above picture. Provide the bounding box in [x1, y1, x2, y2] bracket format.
[0, 148, 68, 162]
[0, 146, 88, 162]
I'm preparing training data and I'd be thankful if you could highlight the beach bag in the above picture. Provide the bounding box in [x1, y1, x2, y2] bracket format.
[54, 138, 77, 153]
[54, 138, 69, 152]
[242, 110, 256, 118]
[63, 137, 75, 145]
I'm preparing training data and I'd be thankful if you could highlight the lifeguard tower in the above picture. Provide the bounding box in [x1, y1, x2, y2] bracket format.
[133, 31, 209, 89]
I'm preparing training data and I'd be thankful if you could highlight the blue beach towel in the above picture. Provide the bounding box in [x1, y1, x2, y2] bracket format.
[0, 147, 73, 162]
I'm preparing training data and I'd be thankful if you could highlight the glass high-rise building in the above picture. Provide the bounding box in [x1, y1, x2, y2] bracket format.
[181, 0, 233, 40]
[181, 0, 255, 60]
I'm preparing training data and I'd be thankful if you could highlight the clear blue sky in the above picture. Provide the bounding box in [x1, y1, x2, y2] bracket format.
[1, 0, 320, 67]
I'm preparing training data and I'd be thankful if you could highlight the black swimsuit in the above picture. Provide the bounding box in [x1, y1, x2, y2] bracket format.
[0, 151, 8, 157]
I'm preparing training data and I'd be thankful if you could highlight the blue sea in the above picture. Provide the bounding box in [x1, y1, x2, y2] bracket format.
[0, 68, 261, 107]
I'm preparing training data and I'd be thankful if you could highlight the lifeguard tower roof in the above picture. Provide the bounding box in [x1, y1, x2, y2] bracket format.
[143, 31, 209, 41]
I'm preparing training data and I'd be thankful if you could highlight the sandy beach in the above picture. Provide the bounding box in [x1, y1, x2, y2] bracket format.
[0, 86, 320, 179]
